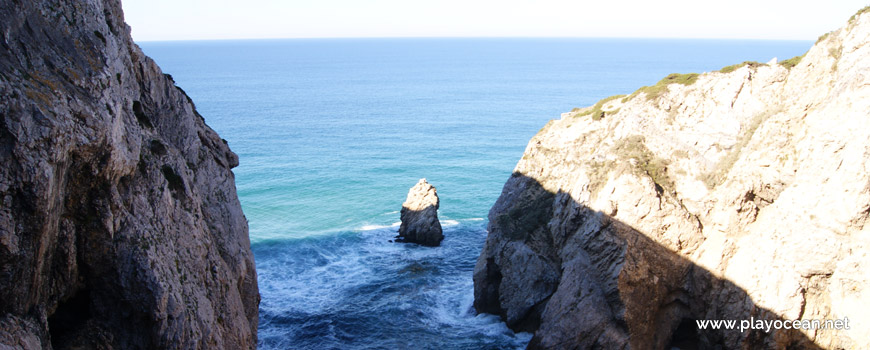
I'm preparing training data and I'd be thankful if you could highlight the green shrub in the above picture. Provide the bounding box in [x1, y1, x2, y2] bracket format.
[849, 5, 870, 25]
[574, 94, 626, 121]
[625, 73, 700, 102]
[718, 61, 765, 74]
[612, 135, 674, 193]
[829, 46, 841, 59]
[657, 72, 700, 86]
[672, 149, 690, 159]
[780, 54, 805, 70]
[816, 32, 832, 44]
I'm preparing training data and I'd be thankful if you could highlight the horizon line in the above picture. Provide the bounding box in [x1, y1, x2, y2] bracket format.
[133, 35, 817, 44]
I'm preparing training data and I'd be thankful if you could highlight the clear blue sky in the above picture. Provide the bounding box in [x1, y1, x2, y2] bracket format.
[122, 0, 868, 41]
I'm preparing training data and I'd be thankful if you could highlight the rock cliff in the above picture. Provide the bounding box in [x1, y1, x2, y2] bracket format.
[397, 178, 444, 247]
[475, 8, 870, 350]
[0, 0, 259, 348]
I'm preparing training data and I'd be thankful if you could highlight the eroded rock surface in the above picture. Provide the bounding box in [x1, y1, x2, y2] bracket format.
[0, 0, 259, 348]
[397, 178, 443, 246]
[475, 9, 870, 350]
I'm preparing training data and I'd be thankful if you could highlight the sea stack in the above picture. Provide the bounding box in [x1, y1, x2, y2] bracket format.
[397, 179, 444, 246]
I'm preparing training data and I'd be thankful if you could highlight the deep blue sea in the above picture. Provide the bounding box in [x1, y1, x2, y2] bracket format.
[139, 38, 811, 349]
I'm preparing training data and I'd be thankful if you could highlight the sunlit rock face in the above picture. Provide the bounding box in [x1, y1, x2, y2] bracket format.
[475, 9, 870, 350]
[0, 0, 259, 348]
[398, 178, 444, 247]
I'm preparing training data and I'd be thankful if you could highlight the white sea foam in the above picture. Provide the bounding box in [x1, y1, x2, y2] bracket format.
[255, 208, 529, 349]
[441, 219, 460, 227]
[357, 218, 469, 232]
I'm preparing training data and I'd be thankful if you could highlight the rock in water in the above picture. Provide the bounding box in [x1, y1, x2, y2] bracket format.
[0, 0, 258, 348]
[397, 179, 444, 246]
[474, 8, 870, 350]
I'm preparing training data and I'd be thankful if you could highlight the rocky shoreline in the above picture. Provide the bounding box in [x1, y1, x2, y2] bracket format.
[475, 8, 870, 350]
[3, 0, 869, 349]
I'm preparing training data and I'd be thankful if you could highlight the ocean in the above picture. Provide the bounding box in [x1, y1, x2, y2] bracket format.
[139, 38, 811, 349]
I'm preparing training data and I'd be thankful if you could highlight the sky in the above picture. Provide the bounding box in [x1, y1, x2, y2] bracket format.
[122, 1, 869, 42]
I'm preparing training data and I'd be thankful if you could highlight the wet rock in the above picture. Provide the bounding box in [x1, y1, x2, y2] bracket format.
[397, 179, 443, 246]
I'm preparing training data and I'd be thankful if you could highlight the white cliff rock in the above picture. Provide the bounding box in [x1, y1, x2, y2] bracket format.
[475, 8, 870, 350]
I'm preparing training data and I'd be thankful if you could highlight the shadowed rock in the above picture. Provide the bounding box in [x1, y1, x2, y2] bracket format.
[474, 8, 870, 350]
[397, 179, 444, 246]
[0, 0, 258, 348]
[475, 173, 825, 350]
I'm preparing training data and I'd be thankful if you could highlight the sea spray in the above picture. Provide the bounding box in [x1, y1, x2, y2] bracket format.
[255, 220, 531, 349]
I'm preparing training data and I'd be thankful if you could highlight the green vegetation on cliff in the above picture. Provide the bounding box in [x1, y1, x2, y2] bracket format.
[612, 135, 674, 193]
[624, 72, 700, 102]
[718, 61, 766, 74]
[574, 94, 626, 121]
[849, 5, 870, 25]
[780, 54, 805, 70]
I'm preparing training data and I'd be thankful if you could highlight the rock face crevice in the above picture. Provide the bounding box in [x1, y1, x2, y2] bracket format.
[0, 0, 259, 348]
[475, 9, 870, 350]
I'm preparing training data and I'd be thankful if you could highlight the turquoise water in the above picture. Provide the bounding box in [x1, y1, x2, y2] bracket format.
[140, 38, 811, 349]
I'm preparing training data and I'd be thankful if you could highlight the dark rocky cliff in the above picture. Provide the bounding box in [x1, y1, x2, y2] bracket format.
[0, 0, 259, 348]
[475, 9, 870, 350]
